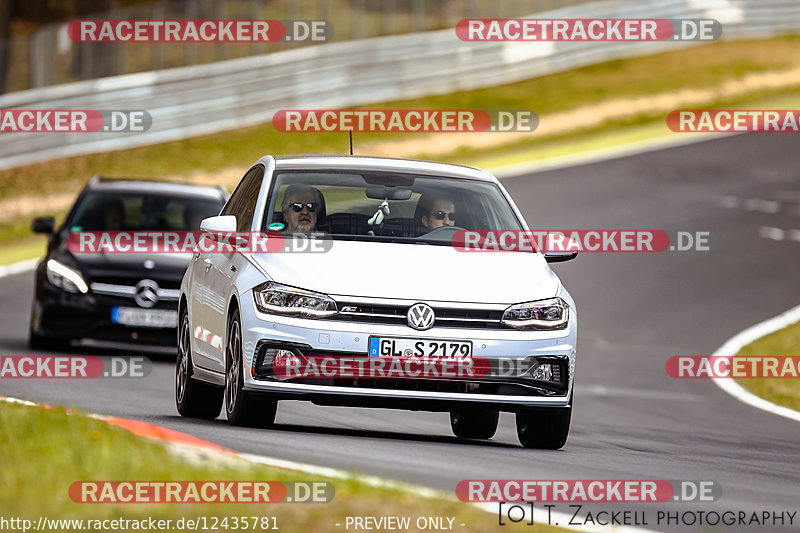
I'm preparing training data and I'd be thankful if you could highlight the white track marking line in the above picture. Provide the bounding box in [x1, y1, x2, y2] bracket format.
[0, 258, 38, 278]
[0, 396, 38, 407]
[743, 198, 780, 213]
[759, 226, 786, 241]
[581, 384, 701, 401]
[711, 304, 800, 423]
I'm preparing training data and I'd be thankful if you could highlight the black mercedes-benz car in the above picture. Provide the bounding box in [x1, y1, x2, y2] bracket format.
[29, 176, 227, 352]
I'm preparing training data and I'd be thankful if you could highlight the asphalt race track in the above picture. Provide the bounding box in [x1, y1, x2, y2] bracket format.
[2, 132, 799, 531]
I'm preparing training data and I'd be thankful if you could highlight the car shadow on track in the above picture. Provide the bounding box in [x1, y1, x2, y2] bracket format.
[24, 342, 176, 359]
[149, 414, 520, 449]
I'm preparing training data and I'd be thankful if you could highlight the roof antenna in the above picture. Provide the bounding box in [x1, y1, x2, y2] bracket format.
[349, 130, 354, 155]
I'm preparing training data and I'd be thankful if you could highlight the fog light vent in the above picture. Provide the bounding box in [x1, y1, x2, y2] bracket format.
[254, 345, 296, 380]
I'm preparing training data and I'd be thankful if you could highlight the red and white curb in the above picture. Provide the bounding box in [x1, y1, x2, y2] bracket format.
[1, 394, 660, 533]
[711, 303, 800, 423]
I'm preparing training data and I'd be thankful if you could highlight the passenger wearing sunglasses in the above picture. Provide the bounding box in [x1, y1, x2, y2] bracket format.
[282, 185, 324, 233]
[421, 198, 456, 231]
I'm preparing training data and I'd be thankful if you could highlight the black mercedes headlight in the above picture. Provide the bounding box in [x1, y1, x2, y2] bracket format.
[46, 259, 88, 294]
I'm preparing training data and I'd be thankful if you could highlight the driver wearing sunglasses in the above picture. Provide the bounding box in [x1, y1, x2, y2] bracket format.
[421, 197, 456, 231]
[282, 185, 324, 234]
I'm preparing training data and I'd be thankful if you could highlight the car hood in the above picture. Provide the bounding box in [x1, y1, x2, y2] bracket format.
[55, 241, 191, 281]
[250, 240, 560, 305]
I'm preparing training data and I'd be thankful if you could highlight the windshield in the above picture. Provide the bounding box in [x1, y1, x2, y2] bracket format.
[68, 192, 224, 232]
[262, 171, 523, 243]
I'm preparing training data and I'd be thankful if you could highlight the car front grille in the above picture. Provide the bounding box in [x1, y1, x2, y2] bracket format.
[88, 280, 180, 302]
[330, 302, 506, 329]
[90, 276, 181, 290]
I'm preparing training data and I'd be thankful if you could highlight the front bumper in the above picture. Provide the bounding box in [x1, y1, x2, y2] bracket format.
[239, 292, 576, 412]
[32, 281, 178, 348]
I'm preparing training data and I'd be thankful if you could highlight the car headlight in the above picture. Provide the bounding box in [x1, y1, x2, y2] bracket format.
[501, 297, 569, 329]
[253, 282, 337, 318]
[46, 259, 88, 294]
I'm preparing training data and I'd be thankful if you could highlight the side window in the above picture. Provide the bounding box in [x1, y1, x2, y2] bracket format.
[221, 166, 259, 217]
[234, 166, 265, 232]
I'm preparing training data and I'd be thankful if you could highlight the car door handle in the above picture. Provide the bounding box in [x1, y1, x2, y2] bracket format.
[203, 258, 212, 271]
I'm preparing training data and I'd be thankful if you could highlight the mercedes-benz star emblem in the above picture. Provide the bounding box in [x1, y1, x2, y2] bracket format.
[407, 303, 435, 331]
[134, 279, 159, 308]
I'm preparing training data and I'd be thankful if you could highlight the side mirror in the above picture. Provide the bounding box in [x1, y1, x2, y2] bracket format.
[200, 215, 237, 234]
[32, 216, 55, 234]
[543, 233, 578, 263]
[545, 251, 578, 263]
[199, 215, 244, 250]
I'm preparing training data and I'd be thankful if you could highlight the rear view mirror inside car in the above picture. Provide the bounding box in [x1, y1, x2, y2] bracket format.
[365, 185, 413, 200]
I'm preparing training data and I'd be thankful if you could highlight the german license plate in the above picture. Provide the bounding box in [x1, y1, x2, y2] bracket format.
[111, 307, 178, 328]
[368, 336, 472, 358]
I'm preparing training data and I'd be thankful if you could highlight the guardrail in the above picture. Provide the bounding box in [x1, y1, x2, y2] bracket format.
[7, 0, 597, 93]
[1, 0, 799, 170]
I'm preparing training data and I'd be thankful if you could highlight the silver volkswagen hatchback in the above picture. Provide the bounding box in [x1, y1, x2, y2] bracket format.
[177, 155, 577, 449]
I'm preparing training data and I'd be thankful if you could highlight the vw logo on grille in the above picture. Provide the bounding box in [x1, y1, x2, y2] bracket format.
[134, 279, 159, 308]
[407, 303, 435, 331]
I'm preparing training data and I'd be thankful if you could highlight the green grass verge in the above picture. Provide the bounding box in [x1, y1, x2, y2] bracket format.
[0, 238, 45, 265]
[0, 401, 563, 532]
[735, 321, 800, 411]
[457, 89, 800, 170]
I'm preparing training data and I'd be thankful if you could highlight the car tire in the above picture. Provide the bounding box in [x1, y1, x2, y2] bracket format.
[28, 320, 61, 351]
[516, 400, 571, 450]
[450, 409, 499, 439]
[28, 329, 57, 350]
[176, 310, 223, 419]
[225, 308, 278, 428]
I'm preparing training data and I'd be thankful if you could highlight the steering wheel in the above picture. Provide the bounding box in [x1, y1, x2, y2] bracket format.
[420, 225, 466, 238]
